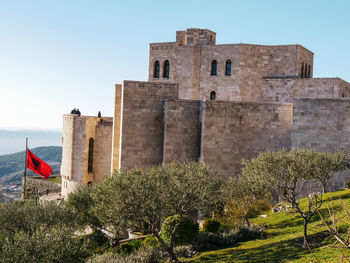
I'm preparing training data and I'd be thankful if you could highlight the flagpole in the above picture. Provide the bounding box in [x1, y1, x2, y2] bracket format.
[23, 137, 28, 199]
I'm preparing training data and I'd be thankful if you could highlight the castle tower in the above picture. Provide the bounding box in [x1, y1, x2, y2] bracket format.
[60, 114, 113, 198]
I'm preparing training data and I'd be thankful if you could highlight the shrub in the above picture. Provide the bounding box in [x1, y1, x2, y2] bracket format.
[174, 245, 196, 258]
[89, 229, 109, 246]
[247, 198, 272, 217]
[161, 215, 199, 245]
[87, 247, 161, 263]
[117, 239, 143, 256]
[191, 225, 264, 252]
[141, 235, 159, 248]
[82, 230, 110, 256]
[191, 232, 229, 251]
[346, 180, 350, 189]
[0, 226, 84, 263]
[221, 225, 264, 243]
[203, 218, 221, 233]
[117, 243, 133, 256]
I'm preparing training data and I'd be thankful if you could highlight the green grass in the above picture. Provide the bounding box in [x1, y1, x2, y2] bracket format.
[183, 189, 350, 263]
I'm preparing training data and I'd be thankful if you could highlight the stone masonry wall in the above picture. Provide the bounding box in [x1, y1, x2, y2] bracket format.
[61, 115, 74, 181]
[163, 100, 201, 163]
[94, 119, 113, 182]
[261, 78, 350, 102]
[270, 45, 299, 77]
[149, 43, 200, 100]
[118, 81, 178, 170]
[201, 101, 293, 177]
[111, 84, 123, 172]
[61, 114, 86, 198]
[149, 39, 307, 102]
[199, 44, 242, 101]
[297, 45, 314, 78]
[292, 98, 350, 151]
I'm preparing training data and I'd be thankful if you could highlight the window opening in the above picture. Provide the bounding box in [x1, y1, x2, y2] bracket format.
[211, 60, 217, 75]
[225, 59, 231, 75]
[154, 60, 160, 78]
[163, 60, 170, 78]
[88, 138, 94, 173]
[210, 91, 216, 100]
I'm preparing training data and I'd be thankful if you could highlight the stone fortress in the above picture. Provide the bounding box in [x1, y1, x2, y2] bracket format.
[60, 28, 350, 198]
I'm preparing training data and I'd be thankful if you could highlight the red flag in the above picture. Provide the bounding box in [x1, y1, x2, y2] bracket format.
[26, 149, 52, 179]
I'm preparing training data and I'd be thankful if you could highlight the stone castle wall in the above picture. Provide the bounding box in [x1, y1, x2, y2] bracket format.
[61, 115, 74, 181]
[149, 29, 314, 103]
[292, 98, 350, 151]
[61, 115, 113, 198]
[261, 78, 350, 103]
[116, 81, 178, 170]
[201, 101, 293, 177]
[61, 114, 86, 198]
[163, 100, 202, 163]
[61, 28, 350, 198]
[93, 119, 113, 182]
[297, 45, 314, 78]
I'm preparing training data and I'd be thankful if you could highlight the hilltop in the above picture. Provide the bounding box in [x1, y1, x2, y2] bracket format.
[0, 146, 62, 185]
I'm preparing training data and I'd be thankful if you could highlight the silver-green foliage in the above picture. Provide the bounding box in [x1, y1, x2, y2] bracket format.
[91, 161, 222, 261]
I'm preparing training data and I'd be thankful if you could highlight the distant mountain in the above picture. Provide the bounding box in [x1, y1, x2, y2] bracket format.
[0, 130, 62, 155]
[0, 146, 62, 185]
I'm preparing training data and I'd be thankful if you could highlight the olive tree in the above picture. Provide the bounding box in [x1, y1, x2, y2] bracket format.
[224, 151, 278, 226]
[225, 176, 269, 227]
[242, 149, 348, 246]
[0, 200, 83, 262]
[309, 150, 348, 193]
[91, 161, 223, 262]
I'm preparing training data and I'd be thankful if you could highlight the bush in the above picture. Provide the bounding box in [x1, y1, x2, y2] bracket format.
[247, 198, 272, 217]
[89, 229, 109, 246]
[346, 180, 350, 189]
[117, 239, 143, 256]
[82, 230, 110, 256]
[0, 226, 84, 263]
[87, 247, 161, 263]
[141, 235, 159, 248]
[221, 225, 264, 243]
[203, 218, 221, 233]
[161, 215, 199, 245]
[192, 225, 264, 252]
[174, 245, 196, 258]
[191, 232, 229, 251]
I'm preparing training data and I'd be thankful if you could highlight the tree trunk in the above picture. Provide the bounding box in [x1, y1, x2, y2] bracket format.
[245, 217, 250, 227]
[153, 231, 179, 262]
[322, 182, 327, 193]
[303, 218, 309, 246]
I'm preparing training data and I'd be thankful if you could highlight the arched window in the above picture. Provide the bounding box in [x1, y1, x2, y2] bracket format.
[154, 60, 160, 78]
[304, 63, 308, 79]
[88, 138, 94, 173]
[211, 60, 217, 75]
[301, 62, 304, 78]
[163, 60, 170, 78]
[225, 59, 231, 75]
[210, 91, 216, 100]
[87, 181, 92, 187]
[307, 65, 311, 78]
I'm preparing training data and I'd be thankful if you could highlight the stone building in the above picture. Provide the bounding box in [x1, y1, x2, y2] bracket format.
[61, 28, 350, 198]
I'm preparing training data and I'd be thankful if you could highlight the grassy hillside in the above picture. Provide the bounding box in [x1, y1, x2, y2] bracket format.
[183, 189, 350, 263]
[0, 146, 62, 184]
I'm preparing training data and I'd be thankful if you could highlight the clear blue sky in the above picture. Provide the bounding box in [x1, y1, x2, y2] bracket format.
[1, 0, 349, 130]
